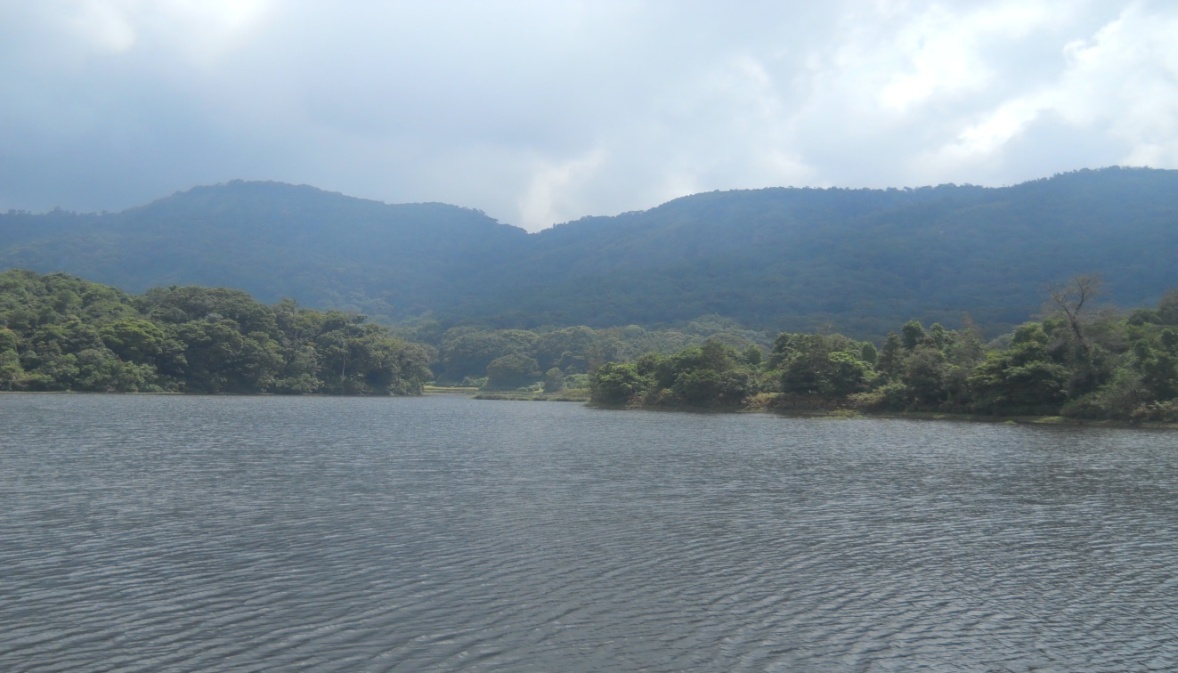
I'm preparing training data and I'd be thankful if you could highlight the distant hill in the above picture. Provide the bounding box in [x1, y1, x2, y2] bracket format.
[2, 168, 1176, 338]
[0, 181, 527, 318]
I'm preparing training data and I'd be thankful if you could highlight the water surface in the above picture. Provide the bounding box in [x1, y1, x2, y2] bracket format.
[2, 394, 1177, 671]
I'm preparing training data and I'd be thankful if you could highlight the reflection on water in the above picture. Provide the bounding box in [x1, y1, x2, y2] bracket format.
[2, 394, 1177, 671]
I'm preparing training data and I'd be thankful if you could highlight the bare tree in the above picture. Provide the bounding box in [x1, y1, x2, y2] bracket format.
[1048, 274, 1102, 352]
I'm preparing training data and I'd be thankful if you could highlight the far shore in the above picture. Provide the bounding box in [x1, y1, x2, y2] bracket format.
[425, 386, 1178, 429]
[6, 387, 1175, 428]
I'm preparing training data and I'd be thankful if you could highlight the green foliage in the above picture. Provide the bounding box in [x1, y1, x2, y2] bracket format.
[589, 363, 650, 406]
[431, 319, 773, 384]
[0, 270, 431, 395]
[589, 283, 1178, 420]
[0, 348, 24, 390]
[876, 333, 903, 380]
[1061, 368, 1147, 420]
[7, 267, 1178, 421]
[533, 326, 600, 372]
[593, 339, 758, 408]
[438, 328, 537, 382]
[1134, 339, 1178, 401]
[0, 326, 19, 352]
[859, 342, 877, 366]
[1158, 291, 1178, 325]
[967, 323, 1070, 414]
[543, 367, 565, 393]
[743, 344, 763, 368]
[902, 345, 949, 406]
[100, 318, 169, 363]
[485, 354, 542, 389]
[772, 333, 873, 397]
[901, 321, 927, 350]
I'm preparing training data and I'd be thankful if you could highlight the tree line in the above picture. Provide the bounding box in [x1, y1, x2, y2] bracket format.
[590, 278, 1178, 423]
[0, 269, 780, 395]
[6, 268, 1178, 422]
[400, 314, 771, 390]
[0, 270, 432, 394]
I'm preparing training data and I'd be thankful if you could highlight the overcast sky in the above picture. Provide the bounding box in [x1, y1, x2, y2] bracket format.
[2, 1, 1176, 230]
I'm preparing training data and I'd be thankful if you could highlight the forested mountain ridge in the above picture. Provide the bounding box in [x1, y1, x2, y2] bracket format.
[501, 168, 1178, 333]
[2, 167, 1176, 338]
[0, 181, 527, 318]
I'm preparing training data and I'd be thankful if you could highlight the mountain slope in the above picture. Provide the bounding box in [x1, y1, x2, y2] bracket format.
[465, 168, 1178, 334]
[2, 168, 1176, 338]
[1, 180, 527, 316]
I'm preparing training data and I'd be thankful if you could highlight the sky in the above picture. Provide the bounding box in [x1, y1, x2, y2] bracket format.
[2, 1, 1176, 231]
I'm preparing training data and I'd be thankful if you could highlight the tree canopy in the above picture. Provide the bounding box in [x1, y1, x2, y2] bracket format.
[589, 284, 1178, 422]
[0, 270, 431, 394]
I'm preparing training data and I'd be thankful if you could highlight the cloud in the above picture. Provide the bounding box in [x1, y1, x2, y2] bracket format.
[519, 147, 608, 228]
[1, 0, 1175, 229]
[875, 1, 1071, 115]
[917, 1, 1178, 183]
[1057, 3, 1178, 166]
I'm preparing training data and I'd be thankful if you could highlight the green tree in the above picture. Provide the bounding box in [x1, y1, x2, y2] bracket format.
[0, 327, 19, 352]
[876, 333, 903, 380]
[0, 348, 24, 390]
[1134, 336, 1178, 401]
[1158, 290, 1178, 325]
[860, 342, 878, 366]
[533, 326, 600, 372]
[543, 367, 565, 392]
[671, 368, 723, 404]
[903, 345, 948, 406]
[969, 323, 1070, 414]
[590, 363, 650, 405]
[743, 344, 763, 368]
[438, 328, 537, 382]
[273, 345, 322, 394]
[100, 318, 167, 363]
[174, 319, 283, 393]
[774, 333, 872, 397]
[484, 354, 541, 389]
[901, 320, 927, 351]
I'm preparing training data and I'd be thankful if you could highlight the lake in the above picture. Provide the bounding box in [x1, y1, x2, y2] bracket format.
[2, 394, 1177, 671]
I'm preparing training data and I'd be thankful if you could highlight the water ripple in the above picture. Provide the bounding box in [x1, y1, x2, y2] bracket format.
[3, 395, 1178, 671]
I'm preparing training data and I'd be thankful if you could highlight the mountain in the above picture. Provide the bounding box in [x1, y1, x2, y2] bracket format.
[491, 167, 1178, 335]
[2, 168, 1176, 338]
[0, 181, 527, 317]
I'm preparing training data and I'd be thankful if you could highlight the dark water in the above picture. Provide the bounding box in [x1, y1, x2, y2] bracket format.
[3, 394, 1178, 672]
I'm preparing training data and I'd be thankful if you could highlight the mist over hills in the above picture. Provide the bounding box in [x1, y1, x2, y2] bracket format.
[2, 167, 1176, 338]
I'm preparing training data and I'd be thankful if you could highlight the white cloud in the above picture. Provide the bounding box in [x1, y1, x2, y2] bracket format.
[519, 148, 609, 230]
[1, 0, 1176, 228]
[35, 0, 270, 64]
[1056, 3, 1178, 164]
[69, 0, 138, 53]
[912, 1, 1178, 183]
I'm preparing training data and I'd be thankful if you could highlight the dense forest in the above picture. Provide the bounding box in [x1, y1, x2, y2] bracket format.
[5, 270, 1178, 422]
[0, 270, 771, 395]
[0, 270, 432, 394]
[589, 278, 1178, 423]
[400, 314, 771, 388]
[3, 168, 1177, 339]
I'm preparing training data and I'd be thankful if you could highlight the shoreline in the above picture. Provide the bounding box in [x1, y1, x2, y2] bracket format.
[588, 399, 1178, 429]
[5, 388, 1174, 428]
